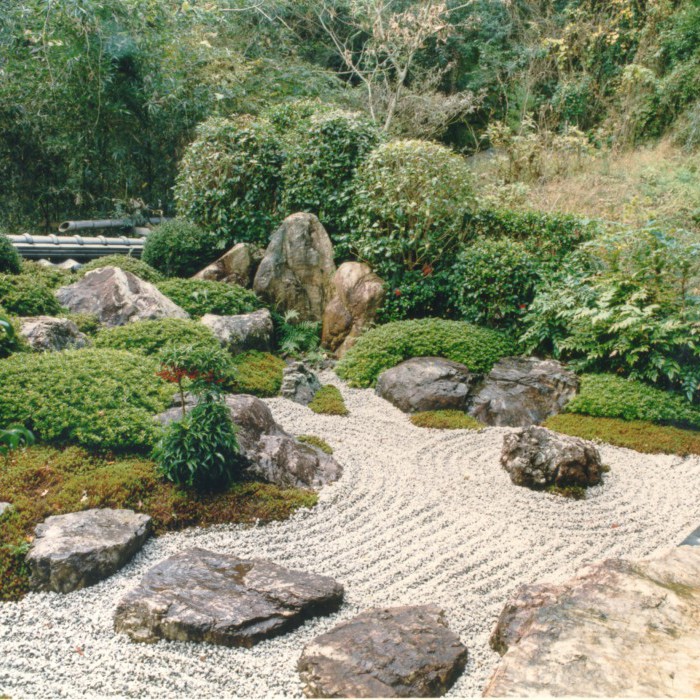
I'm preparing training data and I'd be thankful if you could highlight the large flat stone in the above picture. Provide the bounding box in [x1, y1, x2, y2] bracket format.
[298, 605, 467, 698]
[27, 508, 152, 593]
[485, 546, 700, 697]
[114, 548, 344, 647]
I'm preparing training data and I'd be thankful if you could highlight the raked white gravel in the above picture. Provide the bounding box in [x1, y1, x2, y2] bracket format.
[2, 370, 700, 699]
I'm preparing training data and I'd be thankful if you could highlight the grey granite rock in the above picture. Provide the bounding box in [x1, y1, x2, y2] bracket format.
[281, 362, 321, 405]
[200, 308, 273, 354]
[19, 316, 89, 352]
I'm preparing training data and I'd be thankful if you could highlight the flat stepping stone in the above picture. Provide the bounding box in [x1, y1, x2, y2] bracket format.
[27, 508, 152, 593]
[114, 548, 344, 647]
[298, 605, 468, 698]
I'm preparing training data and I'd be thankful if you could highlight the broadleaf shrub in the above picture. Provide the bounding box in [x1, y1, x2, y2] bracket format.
[0, 349, 174, 450]
[0, 273, 62, 316]
[564, 374, 700, 429]
[348, 140, 476, 275]
[156, 279, 262, 318]
[78, 255, 164, 283]
[336, 318, 516, 387]
[174, 116, 284, 246]
[94, 319, 220, 356]
[451, 238, 541, 328]
[0, 234, 21, 274]
[141, 219, 219, 279]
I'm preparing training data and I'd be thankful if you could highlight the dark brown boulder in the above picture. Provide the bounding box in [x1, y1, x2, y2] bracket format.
[298, 605, 467, 698]
[114, 548, 344, 647]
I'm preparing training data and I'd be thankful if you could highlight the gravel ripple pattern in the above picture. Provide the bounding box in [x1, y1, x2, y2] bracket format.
[2, 370, 700, 698]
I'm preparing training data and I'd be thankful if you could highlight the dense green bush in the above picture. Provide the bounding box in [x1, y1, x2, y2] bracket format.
[281, 109, 381, 238]
[348, 140, 476, 276]
[141, 219, 219, 279]
[174, 116, 284, 246]
[20, 261, 71, 290]
[377, 269, 456, 323]
[95, 319, 220, 356]
[227, 350, 285, 397]
[0, 308, 27, 358]
[336, 318, 516, 388]
[78, 255, 164, 283]
[522, 228, 700, 400]
[0, 273, 62, 316]
[451, 238, 541, 328]
[463, 208, 601, 263]
[0, 235, 20, 274]
[0, 349, 174, 451]
[156, 279, 261, 318]
[564, 374, 700, 430]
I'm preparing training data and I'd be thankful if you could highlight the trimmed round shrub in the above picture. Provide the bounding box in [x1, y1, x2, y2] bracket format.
[565, 374, 700, 429]
[348, 140, 476, 275]
[94, 319, 220, 356]
[20, 260, 71, 290]
[156, 279, 262, 318]
[0, 273, 62, 316]
[336, 318, 516, 388]
[0, 349, 175, 451]
[0, 234, 21, 274]
[452, 238, 541, 328]
[281, 109, 381, 237]
[174, 116, 284, 246]
[227, 350, 285, 397]
[142, 219, 219, 279]
[78, 255, 164, 283]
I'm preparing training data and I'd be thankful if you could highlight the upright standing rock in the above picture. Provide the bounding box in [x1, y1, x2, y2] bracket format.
[322, 262, 385, 357]
[253, 213, 335, 321]
[193, 242, 263, 287]
[55, 267, 188, 327]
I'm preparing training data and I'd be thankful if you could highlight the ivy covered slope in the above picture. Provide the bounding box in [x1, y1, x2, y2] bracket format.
[336, 319, 515, 388]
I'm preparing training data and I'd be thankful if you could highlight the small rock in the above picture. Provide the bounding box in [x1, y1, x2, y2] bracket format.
[298, 604, 468, 698]
[192, 242, 263, 287]
[55, 267, 188, 327]
[114, 548, 344, 646]
[0, 502, 13, 518]
[280, 362, 321, 405]
[500, 426, 603, 490]
[253, 213, 336, 322]
[27, 508, 152, 593]
[57, 258, 82, 272]
[469, 357, 578, 427]
[376, 357, 478, 413]
[19, 316, 90, 352]
[681, 525, 700, 546]
[200, 308, 273, 353]
[322, 262, 385, 357]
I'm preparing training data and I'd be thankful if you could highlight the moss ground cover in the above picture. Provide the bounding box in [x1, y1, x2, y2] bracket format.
[227, 351, 285, 397]
[410, 410, 483, 430]
[0, 445, 317, 601]
[309, 385, 349, 416]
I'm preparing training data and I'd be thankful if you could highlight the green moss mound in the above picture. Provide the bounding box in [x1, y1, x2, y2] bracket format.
[336, 319, 516, 388]
[156, 279, 261, 318]
[564, 374, 700, 429]
[0, 234, 21, 274]
[0, 273, 63, 316]
[78, 255, 164, 283]
[545, 414, 700, 456]
[296, 434, 333, 454]
[228, 350, 285, 397]
[0, 444, 317, 601]
[410, 410, 483, 430]
[0, 348, 175, 451]
[309, 385, 348, 416]
[94, 318, 220, 356]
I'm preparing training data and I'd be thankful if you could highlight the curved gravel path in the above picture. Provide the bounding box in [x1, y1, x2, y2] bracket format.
[2, 371, 700, 698]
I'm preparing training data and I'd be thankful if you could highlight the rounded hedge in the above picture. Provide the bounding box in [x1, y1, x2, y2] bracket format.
[227, 350, 285, 397]
[0, 348, 175, 451]
[78, 255, 164, 283]
[0, 273, 63, 316]
[349, 140, 476, 275]
[452, 238, 541, 328]
[94, 319, 220, 356]
[0, 235, 21, 274]
[156, 279, 262, 318]
[336, 318, 516, 388]
[142, 219, 220, 279]
[564, 374, 700, 429]
[281, 109, 381, 236]
[174, 116, 284, 246]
